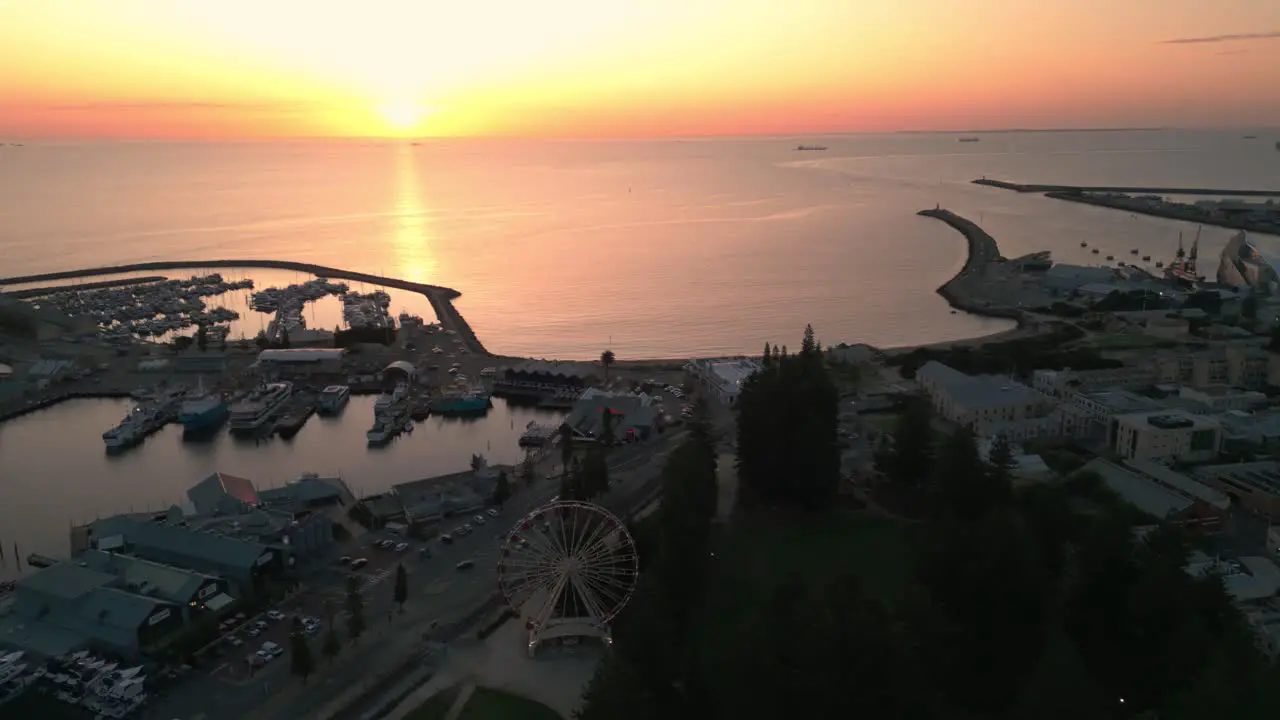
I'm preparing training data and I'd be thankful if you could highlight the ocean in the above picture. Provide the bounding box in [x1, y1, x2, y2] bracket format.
[3, 128, 1280, 566]
[5, 129, 1278, 359]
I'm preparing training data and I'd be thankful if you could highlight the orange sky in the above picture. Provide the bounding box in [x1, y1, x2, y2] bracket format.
[1, 0, 1278, 139]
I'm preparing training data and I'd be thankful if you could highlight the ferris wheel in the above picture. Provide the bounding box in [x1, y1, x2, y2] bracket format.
[496, 500, 640, 654]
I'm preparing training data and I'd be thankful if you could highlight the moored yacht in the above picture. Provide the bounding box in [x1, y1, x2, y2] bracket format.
[179, 379, 229, 432]
[374, 382, 409, 412]
[229, 382, 293, 432]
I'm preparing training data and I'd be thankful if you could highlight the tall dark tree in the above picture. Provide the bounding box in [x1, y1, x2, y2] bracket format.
[559, 457, 586, 500]
[492, 470, 511, 506]
[600, 349, 616, 382]
[600, 408, 616, 446]
[761, 341, 772, 367]
[1242, 293, 1258, 322]
[280, 325, 291, 349]
[736, 327, 839, 510]
[344, 574, 366, 642]
[987, 433, 1016, 486]
[196, 324, 208, 352]
[575, 655, 660, 720]
[581, 448, 611, 498]
[289, 616, 315, 683]
[321, 624, 341, 662]
[393, 563, 407, 612]
[559, 423, 575, 472]
[931, 425, 1011, 521]
[874, 396, 934, 494]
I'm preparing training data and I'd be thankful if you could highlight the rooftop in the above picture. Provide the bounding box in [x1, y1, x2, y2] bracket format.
[90, 514, 270, 571]
[1081, 458, 1195, 519]
[1113, 409, 1219, 430]
[1195, 461, 1280, 497]
[918, 361, 1048, 410]
[76, 550, 214, 603]
[255, 348, 345, 363]
[16, 563, 115, 601]
[707, 359, 760, 392]
[1123, 459, 1231, 509]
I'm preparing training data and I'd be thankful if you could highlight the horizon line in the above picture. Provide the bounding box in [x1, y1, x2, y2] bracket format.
[2, 124, 1277, 144]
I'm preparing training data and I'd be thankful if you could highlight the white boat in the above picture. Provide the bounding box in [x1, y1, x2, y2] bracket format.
[229, 382, 293, 432]
[374, 382, 409, 412]
[317, 385, 351, 414]
[102, 412, 142, 449]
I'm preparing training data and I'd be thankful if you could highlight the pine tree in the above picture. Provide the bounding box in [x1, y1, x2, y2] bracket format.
[345, 574, 365, 642]
[492, 470, 511, 506]
[289, 617, 315, 683]
[987, 434, 1016, 487]
[196, 324, 208, 352]
[762, 341, 772, 366]
[321, 624, 341, 662]
[393, 563, 407, 612]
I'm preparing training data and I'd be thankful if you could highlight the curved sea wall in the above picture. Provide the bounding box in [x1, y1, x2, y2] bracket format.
[0, 259, 494, 357]
[917, 208, 1023, 322]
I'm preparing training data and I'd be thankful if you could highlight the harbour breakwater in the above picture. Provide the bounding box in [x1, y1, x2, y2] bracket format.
[973, 178, 1280, 196]
[917, 208, 1023, 323]
[0, 259, 493, 357]
[1, 276, 168, 299]
[1044, 191, 1280, 237]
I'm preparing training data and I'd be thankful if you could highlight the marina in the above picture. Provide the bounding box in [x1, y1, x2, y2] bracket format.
[0, 394, 569, 568]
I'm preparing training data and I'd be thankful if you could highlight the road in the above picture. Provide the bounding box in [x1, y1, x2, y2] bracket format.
[142, 434, 685, 720]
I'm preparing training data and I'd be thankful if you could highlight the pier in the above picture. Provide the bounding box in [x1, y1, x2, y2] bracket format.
[916, 208, 1022, 321]
[0, 258, 494, 357]
[973, 178, 1280, 196]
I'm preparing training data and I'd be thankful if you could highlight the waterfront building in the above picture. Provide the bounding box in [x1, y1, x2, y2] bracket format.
[188, 471, 261, 516]
[916, 361, 1058, 434]
[386, 459, 510, 525]
[1217, 231, 1280, 294]
[496, 360, 594, 391]
[0, 562, 185, 660]
[684, 357, 762, 406]
[74, 513, 280, 594]
[562, 392, 659, 443]
[1111, 410, 1221, 463]
[252, 348, 346, 376]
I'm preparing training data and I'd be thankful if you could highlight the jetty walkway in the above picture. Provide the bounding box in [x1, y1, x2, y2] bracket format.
[973, 178, 1280, 196]
[917, 208, 1021, 321]
[0, 259, 492, 356]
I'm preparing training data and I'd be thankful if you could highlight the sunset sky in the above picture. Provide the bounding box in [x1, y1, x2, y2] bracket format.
[2, 0, 1278, 139]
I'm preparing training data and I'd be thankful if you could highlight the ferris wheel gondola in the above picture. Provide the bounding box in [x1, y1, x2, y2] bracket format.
[496, 500, 640, 655]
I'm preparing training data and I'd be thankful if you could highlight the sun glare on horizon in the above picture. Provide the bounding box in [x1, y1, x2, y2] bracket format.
[376, 100, 435, 135]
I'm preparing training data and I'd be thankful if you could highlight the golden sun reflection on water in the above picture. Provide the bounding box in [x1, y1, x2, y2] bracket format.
[390, 144, 439, 284]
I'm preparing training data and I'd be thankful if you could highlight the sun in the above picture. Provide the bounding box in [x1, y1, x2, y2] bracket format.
[376, 100, 433, 133]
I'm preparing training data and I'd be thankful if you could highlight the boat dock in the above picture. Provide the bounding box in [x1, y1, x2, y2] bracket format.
[519, 422, 560, 447]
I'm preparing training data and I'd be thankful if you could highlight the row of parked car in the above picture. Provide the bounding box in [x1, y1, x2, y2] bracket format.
[439, 508, 500, 545]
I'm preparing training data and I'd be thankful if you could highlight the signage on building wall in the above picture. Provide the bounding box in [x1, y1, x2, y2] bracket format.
[148, 608, 172, 626]
[198, 583, 218, 599]
[256, 552, 273, 567]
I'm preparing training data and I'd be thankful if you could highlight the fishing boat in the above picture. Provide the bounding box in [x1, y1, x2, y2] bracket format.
[428, 385, 492, 416]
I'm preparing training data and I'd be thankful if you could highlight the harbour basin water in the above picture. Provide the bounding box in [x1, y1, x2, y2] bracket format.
[0, 395, 566, 577]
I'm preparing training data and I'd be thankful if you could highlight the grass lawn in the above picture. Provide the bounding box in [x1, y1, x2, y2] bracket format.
[404, 685, 460, 720]
[698, 512, 921, 654]
[456, 687, 564, 720]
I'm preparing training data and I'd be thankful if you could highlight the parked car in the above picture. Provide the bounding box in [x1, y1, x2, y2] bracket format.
[456, 560, 475, 571]
[486, 508, 499, 517]
[266, 610, 286, 621]
[395, 542, 410, 552]
[351, 558, 369, 570]
[440, 534, 454, 544]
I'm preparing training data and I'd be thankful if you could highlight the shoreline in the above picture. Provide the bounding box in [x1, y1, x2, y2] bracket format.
[973, 178, 1280, 196]
[916, 208, 1024, 321]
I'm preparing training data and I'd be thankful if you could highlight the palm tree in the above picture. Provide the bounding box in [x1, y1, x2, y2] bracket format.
[600, 349, 616, 382]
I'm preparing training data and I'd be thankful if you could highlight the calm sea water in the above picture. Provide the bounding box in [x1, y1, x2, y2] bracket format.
[3, 129, 1280, 570]
[5, 130, 1278, 359]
